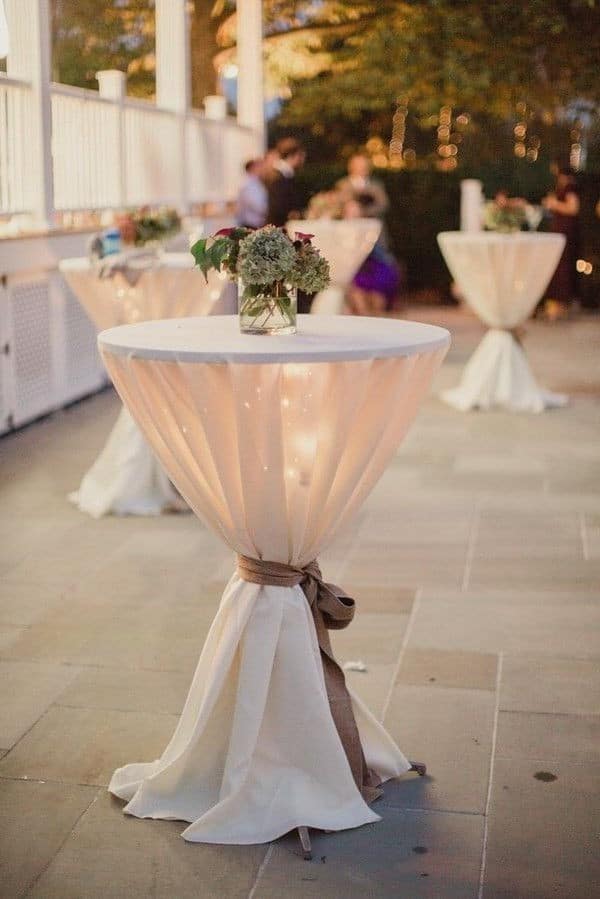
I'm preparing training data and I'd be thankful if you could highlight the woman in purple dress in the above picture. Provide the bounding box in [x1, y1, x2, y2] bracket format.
[542, 165, 581, 320]
[342, 197, 401, 316]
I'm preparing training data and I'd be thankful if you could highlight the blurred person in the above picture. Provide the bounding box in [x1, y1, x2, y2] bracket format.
[262, 147, 281, 186]
[336, 154, 389, 221]
[542, 164, 581, 320]
[266, 138, 306, 227]
[343, 197, 401, 316]
[235, 158, 268, 229]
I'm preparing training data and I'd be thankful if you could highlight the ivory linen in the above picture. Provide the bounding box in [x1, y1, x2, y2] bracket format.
[438, 232, 567, 412]
[99, 315, 450, 844]
[60, 254, 235, 517]
[287, 219, 381, 314]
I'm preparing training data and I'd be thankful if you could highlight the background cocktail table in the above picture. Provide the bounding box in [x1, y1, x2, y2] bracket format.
[287, 219, 381, 314]
[438, 232, 567, 412]
[60, 253, 234, 516]
[99, 314, 450, 845]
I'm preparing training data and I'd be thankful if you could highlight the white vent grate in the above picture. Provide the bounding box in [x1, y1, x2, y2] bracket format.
[0, 284, 9, 433]
[9, 278, 54, 426]
[62, 283, 105, 402]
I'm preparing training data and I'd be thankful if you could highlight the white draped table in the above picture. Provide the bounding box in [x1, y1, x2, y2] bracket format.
[287, 219, 381, 314]
[438, 232, 567, 412]
[98, 314, 450, 846]
[60, 253, 234, 516]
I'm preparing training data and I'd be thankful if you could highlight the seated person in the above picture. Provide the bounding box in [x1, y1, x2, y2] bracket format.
[343, 199, 401, 316]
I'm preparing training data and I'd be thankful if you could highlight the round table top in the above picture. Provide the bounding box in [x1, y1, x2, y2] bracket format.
[59, 252, 195, 274]
[98, 315, 450, 364]
[438, 230, 565, 248]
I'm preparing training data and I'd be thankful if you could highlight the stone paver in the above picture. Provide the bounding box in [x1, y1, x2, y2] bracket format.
[0, 308, 598, 897]
[28, 791, 267, 899]
[257, 806, 484, 898]
[0, 779, 98, 899]
[483, 760, 600, 899]
[0, 705, 178, 786]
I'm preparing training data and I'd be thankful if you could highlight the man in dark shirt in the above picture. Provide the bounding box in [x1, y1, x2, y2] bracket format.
[266, 138, 306, 227]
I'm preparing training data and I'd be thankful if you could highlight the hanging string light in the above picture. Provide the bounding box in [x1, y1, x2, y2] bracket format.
[570, 121, 583, 170]
[513, 102, 540, 162]
[389, 98, 408, 167]
[514, 100, 527, 158]
[436, 106, 457, 171]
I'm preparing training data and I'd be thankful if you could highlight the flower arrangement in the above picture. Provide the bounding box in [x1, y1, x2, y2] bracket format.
[191, 225, 330, 334]
[483, 201, 526, 233]
[306, 190, 345, 220]
[117, 207, 181, 247]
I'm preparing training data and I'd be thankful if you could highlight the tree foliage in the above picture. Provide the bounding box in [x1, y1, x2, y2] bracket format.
[51, 0, 155, 97]
[260, 0, 600, 123]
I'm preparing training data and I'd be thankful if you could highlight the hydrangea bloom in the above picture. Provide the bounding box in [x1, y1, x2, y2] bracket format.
[289, 242, 330, 293]
[238, 226, 297, 286]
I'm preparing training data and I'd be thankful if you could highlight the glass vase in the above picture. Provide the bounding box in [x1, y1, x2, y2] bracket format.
[238, 278, 297, 335]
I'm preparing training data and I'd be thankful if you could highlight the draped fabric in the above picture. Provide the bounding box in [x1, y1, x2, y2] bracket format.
[101, 332, 447, 844]
[61, 255, 236, 517]
[438, 232, 567, 412]
[236, 555, 382, 804]
[60, 254, 235, 332]
[287, 219, 381, 315]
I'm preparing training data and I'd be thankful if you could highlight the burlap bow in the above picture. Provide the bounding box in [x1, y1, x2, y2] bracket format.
[237, 555, 382, 804]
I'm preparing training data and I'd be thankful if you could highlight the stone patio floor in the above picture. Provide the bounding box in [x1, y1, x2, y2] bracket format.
[1, 307, 599, 899]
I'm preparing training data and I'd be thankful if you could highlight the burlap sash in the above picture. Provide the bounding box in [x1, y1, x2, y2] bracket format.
[237, 554, 382, 804]
[504, 327, 525, 346]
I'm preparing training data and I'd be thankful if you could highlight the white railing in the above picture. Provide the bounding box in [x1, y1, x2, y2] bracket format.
[0, 75, 261, 218]
[0, 76, 36, 215]
[51, 84, 121, 210]
[123, 99, 183, 207]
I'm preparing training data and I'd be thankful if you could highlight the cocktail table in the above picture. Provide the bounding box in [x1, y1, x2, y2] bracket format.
[438, 232, 567, 412]
[99, 314, 450, 848]
[60, 253, 234, 516]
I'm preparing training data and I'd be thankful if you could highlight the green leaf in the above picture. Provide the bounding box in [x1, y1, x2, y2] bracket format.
[190, 238, 211, 281]
[209, 238, 232, 270]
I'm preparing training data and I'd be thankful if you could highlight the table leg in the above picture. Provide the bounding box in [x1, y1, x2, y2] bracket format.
[297, 826, 313, 860]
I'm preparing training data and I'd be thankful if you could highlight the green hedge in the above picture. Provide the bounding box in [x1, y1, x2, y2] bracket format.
[297, 164, 600, 305]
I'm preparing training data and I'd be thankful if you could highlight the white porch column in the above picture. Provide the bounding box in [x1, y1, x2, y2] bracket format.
[5, 0, 54, 227]
[155, 0, 191, 113]
[96, 70, 127, 209]
[236, 0, 265, 150]
[154, 0, 191, 211]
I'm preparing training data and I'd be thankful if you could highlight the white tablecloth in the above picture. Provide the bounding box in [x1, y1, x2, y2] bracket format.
[99, 315, 450, 844]
[438, 232, 567, 412]
[61, 253, 235, 517]
[287, 219, 381, 314]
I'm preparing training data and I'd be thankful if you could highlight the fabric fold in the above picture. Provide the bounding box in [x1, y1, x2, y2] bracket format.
[237, 555, 381, 803]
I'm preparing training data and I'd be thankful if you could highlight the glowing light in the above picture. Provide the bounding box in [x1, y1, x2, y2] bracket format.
[366, 137, 385, 153]
[576, 259, 593, 275]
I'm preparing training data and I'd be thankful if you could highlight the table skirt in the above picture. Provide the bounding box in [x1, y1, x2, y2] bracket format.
[110, 575, 409, 843]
